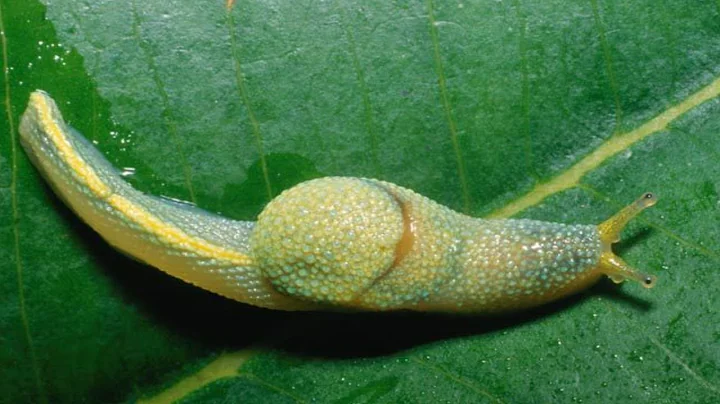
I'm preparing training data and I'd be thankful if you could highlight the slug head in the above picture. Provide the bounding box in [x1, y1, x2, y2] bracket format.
[596, 192, 657, 288]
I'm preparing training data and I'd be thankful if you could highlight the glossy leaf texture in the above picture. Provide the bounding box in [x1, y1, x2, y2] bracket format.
[1, 0, 719, 403]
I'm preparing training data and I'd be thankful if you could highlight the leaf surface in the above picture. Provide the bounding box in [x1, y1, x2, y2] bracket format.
[1, 0, 719, 402]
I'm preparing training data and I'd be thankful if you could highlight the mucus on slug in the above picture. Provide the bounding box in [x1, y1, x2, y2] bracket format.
[18, 90, 658, 313]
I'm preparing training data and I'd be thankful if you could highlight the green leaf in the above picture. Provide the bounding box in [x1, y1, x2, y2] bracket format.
[1, 0, 719, 402]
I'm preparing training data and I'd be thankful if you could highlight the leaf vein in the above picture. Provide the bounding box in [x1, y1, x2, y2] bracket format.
[590, 0, 623, 129]
[426, 0, 471, 213]
[512, 0, 537, 181]
[341, 7, 382, 178]
[488, 74, 720, 218]
[130, 1, 197, 203]
[137, 350, 254, 404]
[0, 3, 46, 402]
[243, 372, 309, 403]
[650, 336, 720, 395]
[603, 287, 720, 396]
[226, 9, 274, 200]
[410, 357, 505, 403]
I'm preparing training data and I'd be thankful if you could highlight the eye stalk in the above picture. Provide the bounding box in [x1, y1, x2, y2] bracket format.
[596, 192, 658, 288]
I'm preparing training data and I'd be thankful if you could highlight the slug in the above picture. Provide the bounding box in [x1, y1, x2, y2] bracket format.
[19, 90, 657, 312]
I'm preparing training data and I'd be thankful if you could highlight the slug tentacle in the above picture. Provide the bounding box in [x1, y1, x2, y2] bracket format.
[597, 192, 658, 289]
[20, 90, 658, 313]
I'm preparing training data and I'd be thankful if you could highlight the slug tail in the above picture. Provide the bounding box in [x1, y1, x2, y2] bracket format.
[596, 192, 657, 289]
[19, 90, 306, 309]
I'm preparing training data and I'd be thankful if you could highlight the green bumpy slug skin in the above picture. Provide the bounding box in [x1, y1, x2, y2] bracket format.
[20, 90, 657, 313]
[19, 91, 308, 310]
[252, 178, 405, 305]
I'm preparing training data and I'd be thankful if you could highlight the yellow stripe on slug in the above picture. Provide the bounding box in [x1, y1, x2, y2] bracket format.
[25, 91, 252, 266]
[21, 90, 316, 310]
[106, 194, 253, 265]
[30, 92, 113, 198]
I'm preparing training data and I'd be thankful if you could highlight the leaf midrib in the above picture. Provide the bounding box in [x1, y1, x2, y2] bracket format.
[488, 74, 720, 219]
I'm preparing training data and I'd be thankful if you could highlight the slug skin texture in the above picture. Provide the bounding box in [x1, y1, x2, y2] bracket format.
[19, 90, 656, 313]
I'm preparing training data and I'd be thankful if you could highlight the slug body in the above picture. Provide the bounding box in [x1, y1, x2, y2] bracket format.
[19, 91, 657, 313]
